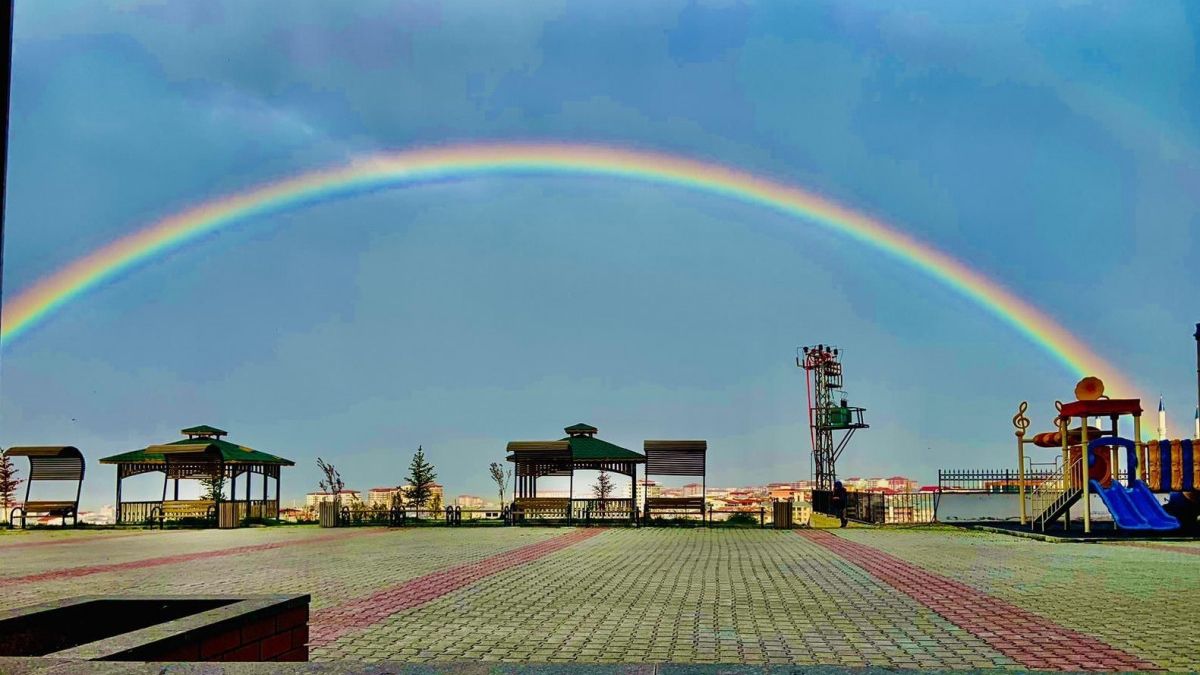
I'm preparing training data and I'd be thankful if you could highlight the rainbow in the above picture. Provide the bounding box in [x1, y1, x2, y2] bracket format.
[1, 142, 1138, 396]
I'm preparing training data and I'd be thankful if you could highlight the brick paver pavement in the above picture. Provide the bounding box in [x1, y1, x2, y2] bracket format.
[834, 527, 1199, 671]
[322, 529, 1015, 668]
[1, 524, 1195, 670]
[799, 530, 1159, 671]
[0, 527, 564, 614]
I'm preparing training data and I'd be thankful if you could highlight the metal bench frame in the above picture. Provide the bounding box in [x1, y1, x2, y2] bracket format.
[5, 447, 85, 529]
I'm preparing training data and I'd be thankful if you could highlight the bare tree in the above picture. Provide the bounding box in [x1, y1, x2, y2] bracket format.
[489, 462, 512, 507]
[316, 457, 344, 510]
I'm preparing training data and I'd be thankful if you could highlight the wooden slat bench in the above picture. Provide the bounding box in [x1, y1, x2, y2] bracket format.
[10, 501, 78, 528]
[154, 500, 217, 527]
[512, 498, 571, 521]
[645, 496, 706, 520]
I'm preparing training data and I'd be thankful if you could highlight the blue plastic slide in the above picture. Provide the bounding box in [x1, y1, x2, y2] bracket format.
[1127, 480, 1181, 530]
[1090, 479, 1180, 531]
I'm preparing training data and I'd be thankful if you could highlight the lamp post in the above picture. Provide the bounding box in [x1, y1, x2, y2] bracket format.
[1194, 323, 1199, 436]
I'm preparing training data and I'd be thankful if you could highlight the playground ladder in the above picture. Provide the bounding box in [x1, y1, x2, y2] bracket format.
[1030, 456, 1082, 532]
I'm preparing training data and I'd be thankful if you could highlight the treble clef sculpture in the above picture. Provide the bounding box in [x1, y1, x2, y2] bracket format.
[1012, 401, 1030, 438]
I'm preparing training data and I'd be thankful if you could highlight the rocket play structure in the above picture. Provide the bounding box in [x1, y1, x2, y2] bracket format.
[1011, 325, 1200, 534]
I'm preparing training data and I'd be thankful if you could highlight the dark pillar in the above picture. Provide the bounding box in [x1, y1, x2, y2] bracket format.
[115, 470, 123, 524]
[0, 1, 14, 391]
[275, 471, 281, 522]
[1194, 322, 1199, 435]
[173, 478, 179, 500]
[244, 469, 250, 520]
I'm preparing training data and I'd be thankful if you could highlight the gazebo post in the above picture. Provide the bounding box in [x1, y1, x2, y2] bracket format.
[631, 462, 637, 524]
[568, 469, 574, 524]
[230, 470, 237, 522]
[174, 477, 179, 501]
[115, 468, 123, 524]
[275, 469, 281, 522]
[262, 469, 268, 518]
[244, 468, 251, 522]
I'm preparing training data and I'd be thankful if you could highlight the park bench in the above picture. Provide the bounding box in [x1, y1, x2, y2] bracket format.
[512, 498, 571, 521]
[643, 440, 708, 523]
[10, 500, 78, 528]
[644, 496, 706, 519]
[5, 447, 85, 528]
[153, 499, 217, 527]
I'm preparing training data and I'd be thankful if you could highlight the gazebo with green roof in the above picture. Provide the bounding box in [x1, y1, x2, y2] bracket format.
[100, 425, 294, 525]
[506, 423, 646, 522]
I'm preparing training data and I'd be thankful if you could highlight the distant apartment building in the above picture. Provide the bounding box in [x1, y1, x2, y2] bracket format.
[367, 487, 402, 509]
[682, 483, 703, 497]
[455, 495, 485, 508]
[637, 479, 662, 499]
[305, 490, 362, 509]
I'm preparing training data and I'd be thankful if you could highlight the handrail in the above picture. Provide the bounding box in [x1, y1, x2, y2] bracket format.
[1030, 455, 1081, 529]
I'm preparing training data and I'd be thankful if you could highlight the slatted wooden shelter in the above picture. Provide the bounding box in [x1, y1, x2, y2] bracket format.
[643, 440, 707, 521]
[100, 425, 293, 525]
[5, 446, 86, 528]
[506, 423, 646, 522]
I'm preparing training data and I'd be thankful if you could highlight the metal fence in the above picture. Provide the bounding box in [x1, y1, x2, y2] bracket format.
[937, 468, 1128, 493]
[813, 489, 937, 524]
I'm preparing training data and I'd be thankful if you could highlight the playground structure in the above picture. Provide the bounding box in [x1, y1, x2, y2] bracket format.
[1014, 376, 1198, 534]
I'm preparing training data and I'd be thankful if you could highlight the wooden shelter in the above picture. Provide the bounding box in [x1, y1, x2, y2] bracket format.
[506, 423, 646, 522]
[100, 425, 294, 525]
[5, 446, 85, 528]
[643, 440, 707, 521]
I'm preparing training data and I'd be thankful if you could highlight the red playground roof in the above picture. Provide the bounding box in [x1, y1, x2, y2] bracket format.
[1059, 398, 1143, 419]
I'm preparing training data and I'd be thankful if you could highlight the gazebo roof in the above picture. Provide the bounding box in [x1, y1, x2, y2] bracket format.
[564, 422, 599, 436]
[100, 436, 294, 466]
[560, 434, 643, 462]
[181, 424, 228, 437]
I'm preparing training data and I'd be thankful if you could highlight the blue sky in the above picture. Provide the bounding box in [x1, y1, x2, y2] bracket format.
[2, 1, 1198, 510]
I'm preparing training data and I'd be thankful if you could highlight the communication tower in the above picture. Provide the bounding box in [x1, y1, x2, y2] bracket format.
[797, 344, 868, 490]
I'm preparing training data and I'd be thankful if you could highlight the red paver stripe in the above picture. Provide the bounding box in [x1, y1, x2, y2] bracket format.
[0, 529, 389, 588]
[310, 528, 603, 647]
[798, 530, 1161, 672]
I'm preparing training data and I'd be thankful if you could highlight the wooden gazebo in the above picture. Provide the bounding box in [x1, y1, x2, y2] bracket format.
[100, 425, 294, 525]
[506, 423, 645, 522]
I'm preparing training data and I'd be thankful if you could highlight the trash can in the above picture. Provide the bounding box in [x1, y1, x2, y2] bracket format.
[772, 499, 793, 529]
[318, 501, 339, 528]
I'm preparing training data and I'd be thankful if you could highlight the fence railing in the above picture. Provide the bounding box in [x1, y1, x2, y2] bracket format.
[117, 501, 161, 524]
[813, 490, 937, 524]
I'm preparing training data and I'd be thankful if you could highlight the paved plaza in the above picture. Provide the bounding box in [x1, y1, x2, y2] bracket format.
[0, 524, 1197, 672]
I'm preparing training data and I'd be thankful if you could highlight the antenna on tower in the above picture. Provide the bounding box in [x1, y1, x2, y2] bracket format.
[797, 344, 868, 491]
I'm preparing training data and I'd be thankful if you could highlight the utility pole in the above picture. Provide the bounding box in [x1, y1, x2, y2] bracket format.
[1194, 322, 1199, 436]
[797, 345, 867, 493]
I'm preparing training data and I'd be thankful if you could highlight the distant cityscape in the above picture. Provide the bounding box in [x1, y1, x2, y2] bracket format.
[2, 476, 930, 526]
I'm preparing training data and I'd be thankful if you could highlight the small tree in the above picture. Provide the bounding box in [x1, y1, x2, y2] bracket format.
[0, 451, 25, 524]
[199, 470, 225, 503]
[592, 470, 614, 514]
[489, 462, 512, 507]
[317, 457, 344, 509]
[429, 491, 443, 517]
[403, 446, 437, 517]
